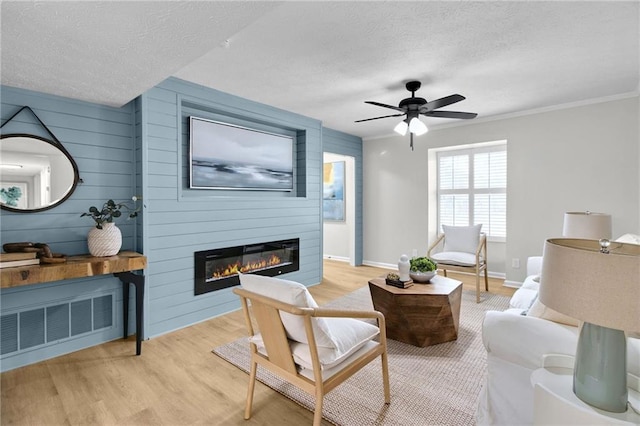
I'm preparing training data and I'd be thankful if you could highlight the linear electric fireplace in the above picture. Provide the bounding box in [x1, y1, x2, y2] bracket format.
[194, 238, 299, 295]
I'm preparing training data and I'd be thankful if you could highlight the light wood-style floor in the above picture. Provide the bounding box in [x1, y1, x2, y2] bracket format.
[1, 261, 514, 425]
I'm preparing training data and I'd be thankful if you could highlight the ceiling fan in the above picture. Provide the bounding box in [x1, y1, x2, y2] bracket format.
[355, 81, 477, 150]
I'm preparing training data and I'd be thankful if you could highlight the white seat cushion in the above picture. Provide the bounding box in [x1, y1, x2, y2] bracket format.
[291, 317, 379, 370]
[250, 318, 379, 371]
[431, 251, 477, 266]
[239, 273, 336, 348]
[298, 341, 380, 380]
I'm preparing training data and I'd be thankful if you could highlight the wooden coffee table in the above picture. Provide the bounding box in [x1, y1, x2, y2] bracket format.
[368, 275, 463, 347]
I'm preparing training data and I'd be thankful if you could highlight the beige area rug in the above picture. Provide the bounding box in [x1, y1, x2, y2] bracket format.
[213, 287, 510, 425]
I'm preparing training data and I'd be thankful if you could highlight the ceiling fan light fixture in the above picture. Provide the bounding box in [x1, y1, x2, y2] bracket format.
[409, 117, 428, 136]
[394, 120, 409, 136]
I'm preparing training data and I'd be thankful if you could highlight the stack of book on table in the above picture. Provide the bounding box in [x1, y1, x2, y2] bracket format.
[0, 252, 40, 268]
[385, 278, 414, 289]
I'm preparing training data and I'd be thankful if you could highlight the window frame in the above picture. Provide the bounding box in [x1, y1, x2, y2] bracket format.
[435, 141, 507, 243]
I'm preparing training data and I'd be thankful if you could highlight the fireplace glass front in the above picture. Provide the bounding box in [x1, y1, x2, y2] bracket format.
[194, 238, 299, 295]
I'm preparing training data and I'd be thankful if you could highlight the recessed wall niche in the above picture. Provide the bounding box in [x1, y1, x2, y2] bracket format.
[179, 100, 308, 199]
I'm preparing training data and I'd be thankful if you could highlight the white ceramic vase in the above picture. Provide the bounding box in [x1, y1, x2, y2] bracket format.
[398, 254, 410, 281]
[87, 222, 122, 257]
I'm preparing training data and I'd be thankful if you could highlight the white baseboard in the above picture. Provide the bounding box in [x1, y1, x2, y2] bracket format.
[503, 280, 523, 289]
[361, 260, 507, 281]
[361, 260, 396, 270]
[323, 255, 350, 263]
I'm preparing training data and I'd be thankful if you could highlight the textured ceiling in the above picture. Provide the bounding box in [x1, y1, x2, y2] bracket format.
[2, 1, 639, 139]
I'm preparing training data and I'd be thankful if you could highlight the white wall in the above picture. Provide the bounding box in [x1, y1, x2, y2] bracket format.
[363, 95, 640, 283]
[323, 152, 355, 263]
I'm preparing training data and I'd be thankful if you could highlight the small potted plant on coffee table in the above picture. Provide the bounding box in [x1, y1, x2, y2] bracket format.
[409, 256, 438, 283]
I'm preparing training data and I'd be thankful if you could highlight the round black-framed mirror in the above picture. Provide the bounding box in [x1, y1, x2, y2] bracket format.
[0, 133, 80, 213]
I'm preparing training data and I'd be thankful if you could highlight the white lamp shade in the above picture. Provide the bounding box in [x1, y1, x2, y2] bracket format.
[394, 120, 408, 136]
[408, 117, 428, 135]
[540, 238, 640, 332]
[562, 211, 611, 239]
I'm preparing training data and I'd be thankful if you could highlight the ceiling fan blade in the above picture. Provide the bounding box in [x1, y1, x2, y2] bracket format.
[365, 101, 405, 112]
[422, 110, 478, 119]
[420, 94, 466, 112]
[355, 113, 404, 123]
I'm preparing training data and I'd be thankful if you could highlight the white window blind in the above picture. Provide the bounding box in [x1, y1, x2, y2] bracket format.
[437, 143, 507, 239]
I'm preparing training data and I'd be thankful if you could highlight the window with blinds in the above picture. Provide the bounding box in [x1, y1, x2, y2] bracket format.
[437, 142, 507, 240]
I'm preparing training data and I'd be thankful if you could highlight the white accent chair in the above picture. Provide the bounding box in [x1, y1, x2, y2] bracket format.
[233, 273, 390, 426]
[427, 224, 488, 303]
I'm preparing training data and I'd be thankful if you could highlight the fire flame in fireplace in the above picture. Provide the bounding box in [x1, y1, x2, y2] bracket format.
[211, 253, 282, 279]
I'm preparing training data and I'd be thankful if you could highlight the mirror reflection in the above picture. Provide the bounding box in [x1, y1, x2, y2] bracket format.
[1, 135, 79, 212]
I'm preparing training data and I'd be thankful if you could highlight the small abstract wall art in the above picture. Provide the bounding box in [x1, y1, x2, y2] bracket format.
[323, 161, 345, 221]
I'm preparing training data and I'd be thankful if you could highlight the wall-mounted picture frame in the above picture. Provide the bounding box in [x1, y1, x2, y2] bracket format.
[323, 161, 345, 221]
[189, 116, 294, 191]
[0, 182, 28, 209]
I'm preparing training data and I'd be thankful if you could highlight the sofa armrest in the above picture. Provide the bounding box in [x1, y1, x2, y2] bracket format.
[526, 256, 543, 276]
[482, 311, 578, 370]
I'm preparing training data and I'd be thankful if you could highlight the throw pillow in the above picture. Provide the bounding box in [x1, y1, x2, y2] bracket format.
[616, 233, 640, 245]
[527, 298, 580, 327]
[239, 273, 336, 348]
[442, 224, 482, 254]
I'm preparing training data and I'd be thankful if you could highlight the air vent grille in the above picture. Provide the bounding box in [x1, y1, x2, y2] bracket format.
[0, 293, 114, 356]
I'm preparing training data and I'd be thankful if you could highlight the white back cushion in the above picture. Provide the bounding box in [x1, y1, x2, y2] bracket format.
[238, 273, 336, 348]
[442, 224, 482, 253]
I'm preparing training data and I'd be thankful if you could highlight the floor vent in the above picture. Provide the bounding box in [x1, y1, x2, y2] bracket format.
[1, 294, 114, 356]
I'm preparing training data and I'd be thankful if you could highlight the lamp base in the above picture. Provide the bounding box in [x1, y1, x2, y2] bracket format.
[573, 322, 628, 413]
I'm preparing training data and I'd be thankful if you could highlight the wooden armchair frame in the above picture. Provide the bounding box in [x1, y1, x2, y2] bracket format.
[233, 287, 390, 426]
[427, 232, 488, 303]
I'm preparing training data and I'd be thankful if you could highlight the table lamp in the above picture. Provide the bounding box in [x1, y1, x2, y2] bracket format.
[540, 238, 640, 412]
[562, 211, 612, 239]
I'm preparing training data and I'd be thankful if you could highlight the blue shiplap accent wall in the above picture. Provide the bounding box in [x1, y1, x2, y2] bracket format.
[139, 78, 323, 338]
[322, 128, 364, 265]
[0, 86, 137, 371]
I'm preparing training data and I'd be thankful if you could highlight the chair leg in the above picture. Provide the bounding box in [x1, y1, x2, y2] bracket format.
[484, 268, 489, 291]
[313, 390, 324, 426]
[381, 352, 391, 404]
[244, 359, 258, 420]
[443, 269, 448, 277]
[475, 271, 480, 304]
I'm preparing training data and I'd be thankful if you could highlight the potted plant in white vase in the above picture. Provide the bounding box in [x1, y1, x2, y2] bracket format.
[81, 197, 139, 257]
[409, 256, 438, 283]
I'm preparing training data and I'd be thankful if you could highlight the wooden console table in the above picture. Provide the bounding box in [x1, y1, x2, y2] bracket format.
[0, 251, 147, 355]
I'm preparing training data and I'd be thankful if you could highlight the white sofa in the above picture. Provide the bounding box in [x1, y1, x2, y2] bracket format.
[477, 252, 640, 425]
